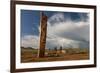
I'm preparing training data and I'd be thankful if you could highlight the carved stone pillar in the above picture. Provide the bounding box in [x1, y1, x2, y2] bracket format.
[38, 12, 47, 58]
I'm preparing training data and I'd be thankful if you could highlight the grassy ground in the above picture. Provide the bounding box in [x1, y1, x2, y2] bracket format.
[21, 47, 89, 63]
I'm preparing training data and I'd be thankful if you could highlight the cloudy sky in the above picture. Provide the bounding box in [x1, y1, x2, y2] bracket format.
[21, 10, 89, 49]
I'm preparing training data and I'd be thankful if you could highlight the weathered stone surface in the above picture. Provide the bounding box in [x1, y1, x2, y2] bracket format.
[38, 12, 47, 58]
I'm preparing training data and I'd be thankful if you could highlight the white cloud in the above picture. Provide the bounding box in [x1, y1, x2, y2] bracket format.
[48, 13, 65, 24]
[21, 35, 39, 49]
[46, 12, 89, 49]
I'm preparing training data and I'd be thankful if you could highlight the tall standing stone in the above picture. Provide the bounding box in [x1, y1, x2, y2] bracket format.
[38, 12, 47, 58]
